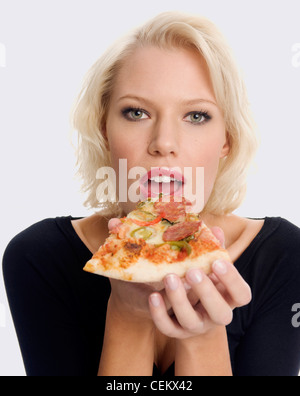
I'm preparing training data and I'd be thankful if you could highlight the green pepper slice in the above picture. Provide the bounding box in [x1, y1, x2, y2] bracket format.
[132, 210, 156, 222]
[168, 241, 192, 256]
[130, 227, 153, 240]
[155, 241, 192, 256]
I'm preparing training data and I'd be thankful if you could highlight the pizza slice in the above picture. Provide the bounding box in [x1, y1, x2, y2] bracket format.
[83, 197, 231, 283]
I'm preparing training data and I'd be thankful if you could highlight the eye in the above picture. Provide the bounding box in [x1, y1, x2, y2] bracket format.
[122, 107, 150, 121]
[184, 111, 211, 125]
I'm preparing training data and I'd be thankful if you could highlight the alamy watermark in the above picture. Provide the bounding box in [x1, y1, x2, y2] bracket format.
[292, 304, 300, 328]
[96, 160, 205, 213]
[0, 42, 6, 68]
[292, 43, 300, 68]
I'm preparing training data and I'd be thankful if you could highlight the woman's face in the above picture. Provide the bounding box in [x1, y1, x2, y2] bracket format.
[104, 46, 229, 214]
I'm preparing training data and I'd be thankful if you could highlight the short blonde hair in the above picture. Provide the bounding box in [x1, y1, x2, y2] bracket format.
[71, 11, 259, 216]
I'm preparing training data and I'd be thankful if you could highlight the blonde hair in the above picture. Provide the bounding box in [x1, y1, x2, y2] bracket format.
[71, 11, 259, 216]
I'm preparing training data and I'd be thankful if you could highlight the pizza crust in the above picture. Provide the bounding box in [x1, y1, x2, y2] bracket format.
[84, 248, 231, 283]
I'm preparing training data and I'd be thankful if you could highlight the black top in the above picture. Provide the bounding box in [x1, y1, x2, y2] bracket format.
[2, 216, 300, 376]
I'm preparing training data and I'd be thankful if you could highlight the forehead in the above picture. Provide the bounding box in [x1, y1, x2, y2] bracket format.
[112, 46, 216, 104]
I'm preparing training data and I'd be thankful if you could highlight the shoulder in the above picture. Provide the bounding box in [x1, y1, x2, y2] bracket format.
[3, 217, 69, 258]
[237, 216, 300, 259]
[270, 216, 300, 244]
[262, 217, 300, 259]
[246, 218, 300, 305]
[267, 217, 300, 280]
[233, 217, 300, 300]
[2, 217, 74, 280]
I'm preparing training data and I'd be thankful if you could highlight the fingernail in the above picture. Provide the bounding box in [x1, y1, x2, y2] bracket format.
[187, 269, 203, 284]
[183, 281, 192, 291]
[213, 260, 228, 275]
[150, 294, 160, 307]
[165, 274, 179, 291]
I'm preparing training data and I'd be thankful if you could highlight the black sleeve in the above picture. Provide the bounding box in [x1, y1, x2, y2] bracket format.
[2, 226, 93, 376]
[233, 228, 300, 376]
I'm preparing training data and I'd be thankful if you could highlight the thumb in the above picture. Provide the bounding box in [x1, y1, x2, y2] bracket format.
[210, 226, 226, 249]
[108, 218, 123, 233]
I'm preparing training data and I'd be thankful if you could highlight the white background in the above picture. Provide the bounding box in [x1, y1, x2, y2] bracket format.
[0, 0, 300, 376]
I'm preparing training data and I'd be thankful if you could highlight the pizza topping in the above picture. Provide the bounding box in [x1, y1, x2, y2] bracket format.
[131, 213, 165, 227]
[154, 198, 192, 222]
[124, 242, 143, 255]
[130, 227, 153, 240]
[130, 210, 156, 222]
[168, 241, 192, 256]
[163, 221, 202, 242]
[117, 224, 132, 239]
[161, 218, 175, 226]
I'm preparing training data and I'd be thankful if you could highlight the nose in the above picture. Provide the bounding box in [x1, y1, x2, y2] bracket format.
[148, 117, 180, 157]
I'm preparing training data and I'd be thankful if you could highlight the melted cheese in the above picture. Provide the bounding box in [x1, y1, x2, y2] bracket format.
[125, 221, 168, 245]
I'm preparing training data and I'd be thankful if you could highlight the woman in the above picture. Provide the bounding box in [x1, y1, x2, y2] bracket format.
[3, 11, 300, 376]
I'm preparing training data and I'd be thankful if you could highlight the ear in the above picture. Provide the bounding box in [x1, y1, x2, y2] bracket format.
[220, 132, 230, 159]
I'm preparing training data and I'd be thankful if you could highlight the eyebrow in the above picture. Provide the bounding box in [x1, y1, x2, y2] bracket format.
[118, 95, 218, 107]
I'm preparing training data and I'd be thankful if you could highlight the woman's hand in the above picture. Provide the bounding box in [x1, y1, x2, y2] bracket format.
[108, 218, 252, 338]
[109, 279, 158, 322]
[148, 227, 252, 340]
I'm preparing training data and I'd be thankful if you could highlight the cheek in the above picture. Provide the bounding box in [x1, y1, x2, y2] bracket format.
[107, 125, 150, 192]
[109, 133, 130, 163]
[107, 129, 147, 214]
[107, 121, 144, 166]
[189, 138, 224, 201]
[109, 140, 143, 181]
[190, 136, 222, 169]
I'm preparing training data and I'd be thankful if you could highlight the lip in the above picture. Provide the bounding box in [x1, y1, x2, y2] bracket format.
[140, 168, 185, 186]
[139, 167, 185, 199]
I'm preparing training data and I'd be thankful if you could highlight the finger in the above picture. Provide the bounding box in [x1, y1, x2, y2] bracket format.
[208, 273, 228, 297]
[210, 226, 225, 248]
[159, 280, 196, 312]
[212, 260, 252, 308]
[186, 269, 233, 326]
[163, 275, 204, 334]
[108, 218, 123, 233]
[208, 273, 219, 285]
[149, 292, 188, 339]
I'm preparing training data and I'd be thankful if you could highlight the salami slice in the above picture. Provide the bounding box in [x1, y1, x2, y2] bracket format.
[163, 221, 202, 242]
[154, 198, 192, 222]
